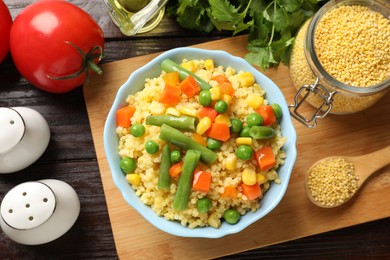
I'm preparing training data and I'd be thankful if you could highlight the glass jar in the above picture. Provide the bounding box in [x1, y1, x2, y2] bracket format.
[289, 0, 390, 127]
[103, 0, 167, 36]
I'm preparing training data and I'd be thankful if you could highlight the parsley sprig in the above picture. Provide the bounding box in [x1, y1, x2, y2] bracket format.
[167, 0, 326, 70]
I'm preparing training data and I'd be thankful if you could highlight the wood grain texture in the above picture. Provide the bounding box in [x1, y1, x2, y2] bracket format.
[84, 35, 390, 259]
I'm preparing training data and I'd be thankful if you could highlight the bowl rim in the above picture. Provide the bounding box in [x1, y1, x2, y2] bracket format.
[104, 47, 297, 238]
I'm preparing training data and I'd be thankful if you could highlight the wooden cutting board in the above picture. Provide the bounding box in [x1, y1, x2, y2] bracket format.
[84, 35, 390, 259]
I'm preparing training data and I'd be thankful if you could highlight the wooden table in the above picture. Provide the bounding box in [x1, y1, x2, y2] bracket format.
[1, 1, 389, 259]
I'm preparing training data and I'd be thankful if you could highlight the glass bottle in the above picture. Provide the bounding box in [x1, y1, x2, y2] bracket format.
[103, 0, 167, 36]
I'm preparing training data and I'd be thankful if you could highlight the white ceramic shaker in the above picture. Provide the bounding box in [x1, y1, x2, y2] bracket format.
[0, 179, 80, 245]
[0, 107, 50, 174]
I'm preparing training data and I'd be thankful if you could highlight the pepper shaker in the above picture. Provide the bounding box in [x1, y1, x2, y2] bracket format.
[0, 107, 50, 173]
[0, 179, 80, 245]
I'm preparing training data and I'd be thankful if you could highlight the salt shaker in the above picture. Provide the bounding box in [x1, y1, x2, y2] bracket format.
[0, 107, 50, 173]
[0, 179, 80, 245]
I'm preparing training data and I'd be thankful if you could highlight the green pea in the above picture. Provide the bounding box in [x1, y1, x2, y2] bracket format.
[119, 157, 136, 174]
[271, 103, 283, 119]
[246, 113, 263, 127]
[239, 126, 251, 137]
[130, 123, 145, 137]
[199, 89, 212, 107]
[236, 145, 253, 160]
[230, 118, 243, 133]
[214, 100, 228, 113]
[197, 197, 212, 213]
[223, 209, 240, 224]
[145, 140, 159, 154]
[170, 150, 182, 163]
[206, 138, 222, 151]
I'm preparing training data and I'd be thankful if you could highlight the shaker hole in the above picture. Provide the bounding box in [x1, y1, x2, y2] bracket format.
[22, 192, 27, 196]
[25, 204, 30, 208]
[8, 209, 13, 214]
[43, 198, 48, 203]
[29, 216, 34, 221]
[10, 120, 14, 125]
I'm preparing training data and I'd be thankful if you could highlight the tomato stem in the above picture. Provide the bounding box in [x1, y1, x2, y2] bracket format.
[87, 60, 103, 75]
[46, 41, 104, 82]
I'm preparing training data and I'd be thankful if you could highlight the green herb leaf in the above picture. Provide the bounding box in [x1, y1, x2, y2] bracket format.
[168, 0, 327, 70]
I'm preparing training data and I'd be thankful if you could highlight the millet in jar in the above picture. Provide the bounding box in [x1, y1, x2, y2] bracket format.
[289, 4, 390, 114]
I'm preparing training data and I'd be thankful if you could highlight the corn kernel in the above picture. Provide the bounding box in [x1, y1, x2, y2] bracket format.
[126, 173, 141, 185]
[181, 60, 196, 73]
[238, 72, 255, 87]
[208, 213, 221, 228]
[205, 59, 214, 71]
[214, 114, 231, 126]
[221, 94, 232, 105]
[225, 154, 237, 170]
[196, 117, 211, 135]
[180, 107, 197, 117]
[256, 173, 267, 184]
[246, 94, 264, 109]
[236, 137, 252, 146]
[165, 107, 181, 116]
[209, 87, 221, 101]
[242, 168, 257, 185]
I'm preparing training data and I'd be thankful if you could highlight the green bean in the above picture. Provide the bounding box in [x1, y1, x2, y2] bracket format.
[146, 115, 196, 131]
[249, 126, 277, 139]
[159, 124, 218, 165]
[173, 150, 201, 211]
[161, 59, 211, 90]
[158, 144, 171, 190]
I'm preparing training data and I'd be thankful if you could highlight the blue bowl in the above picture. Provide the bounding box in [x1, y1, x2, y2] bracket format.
[104, 47, 297, 238]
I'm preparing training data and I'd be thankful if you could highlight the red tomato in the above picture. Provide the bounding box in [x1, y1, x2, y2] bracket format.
[0, 0, 12, 63]
[10, 0, 104, 93]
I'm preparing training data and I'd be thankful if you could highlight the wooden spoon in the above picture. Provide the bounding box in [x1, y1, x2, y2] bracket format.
[305, 145, 390, 208]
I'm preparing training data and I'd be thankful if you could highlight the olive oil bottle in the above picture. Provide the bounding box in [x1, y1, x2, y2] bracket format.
[103, 0, 167, 36]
